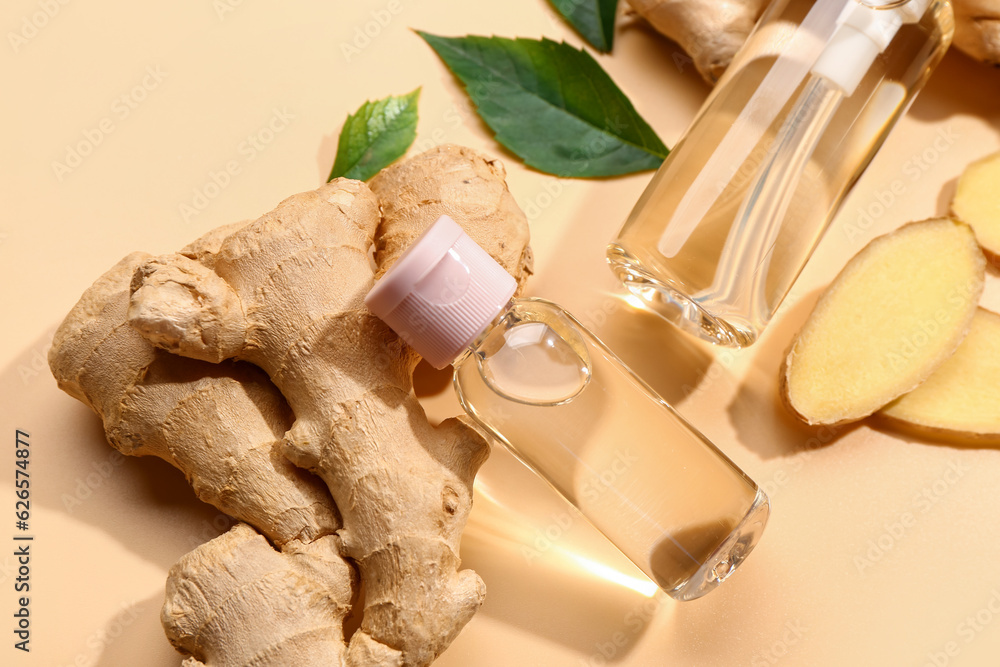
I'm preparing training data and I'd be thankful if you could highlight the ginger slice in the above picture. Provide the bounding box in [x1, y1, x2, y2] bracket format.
[783, 218, 985, 425]
[951, 150, 1000, 264]
[879, 308, 1000, 443]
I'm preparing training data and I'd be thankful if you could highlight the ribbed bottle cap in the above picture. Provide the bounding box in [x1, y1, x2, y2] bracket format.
[365, 215, 517, 369]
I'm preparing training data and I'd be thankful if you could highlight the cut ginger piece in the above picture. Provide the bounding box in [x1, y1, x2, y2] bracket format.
[783, 218, 985, 425]
[952, 150, 1000, 263]
[879, 308, 1000, 443]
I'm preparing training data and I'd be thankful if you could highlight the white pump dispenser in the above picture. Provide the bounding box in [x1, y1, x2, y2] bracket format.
[608, 0, 953, 347]
[814, 0, 932, 94]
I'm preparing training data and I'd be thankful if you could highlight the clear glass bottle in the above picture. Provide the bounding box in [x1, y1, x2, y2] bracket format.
[366, 216, 769, 601]
[608, 0, 954, 347]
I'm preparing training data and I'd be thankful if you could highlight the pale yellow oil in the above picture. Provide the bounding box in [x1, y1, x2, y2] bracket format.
[608, 0, 954, 346]
[455, 299, 763, 597]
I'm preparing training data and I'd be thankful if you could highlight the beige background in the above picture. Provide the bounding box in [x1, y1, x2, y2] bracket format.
[2, 0, 1000, 665]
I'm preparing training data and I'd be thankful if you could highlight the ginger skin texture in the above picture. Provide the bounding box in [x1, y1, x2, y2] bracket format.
[953, 0, 1000, 67]
[627, 0, 768, 83]
[49, 251, 339, 547]
[628, 0, 1000, 84]
[167, 525, 356, 666]
[49, 145, 532, 666]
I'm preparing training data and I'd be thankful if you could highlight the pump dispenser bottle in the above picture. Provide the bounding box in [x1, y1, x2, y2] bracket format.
[366, 216, 769, 601]
[607, 0, 954, 347]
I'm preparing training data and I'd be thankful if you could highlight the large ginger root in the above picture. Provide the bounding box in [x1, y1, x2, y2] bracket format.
[629, 0, 1000, 84]
[49, 250, 356, 665]
[51, 144, 531, 666]
[127, 177, 487, 665]
[879, 308, 1000, 442]
[48, 252, 339, 547]
[782, 218, 985, 425]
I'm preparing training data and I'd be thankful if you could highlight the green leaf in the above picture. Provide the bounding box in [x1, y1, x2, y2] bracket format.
[416, 33, 667, 178]
[548, 0, 618, 52]
[328, 88, 420, 182]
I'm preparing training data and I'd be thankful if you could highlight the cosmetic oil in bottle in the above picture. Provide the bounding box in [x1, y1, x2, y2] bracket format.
[607, 0, 954, 347]
[366, 216, 769, 600]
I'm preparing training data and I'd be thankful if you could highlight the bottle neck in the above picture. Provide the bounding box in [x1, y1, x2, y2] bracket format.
[451, 297, 517, 368]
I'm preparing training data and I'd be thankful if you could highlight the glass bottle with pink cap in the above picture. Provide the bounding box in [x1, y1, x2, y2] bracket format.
[366, 215, 769, 601]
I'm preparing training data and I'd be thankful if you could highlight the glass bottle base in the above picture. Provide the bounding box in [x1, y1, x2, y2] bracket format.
[607, 244, 758, 348]
[666, 488, 770, 602]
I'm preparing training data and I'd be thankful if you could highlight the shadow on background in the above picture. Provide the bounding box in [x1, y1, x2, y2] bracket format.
[936, 175, 959, 216]
[3, 328, 236, 573]
[599, 301, 720, 408]
[94, 591, 179, 667]
[727, 287, 861, 460]
[413, 358, 453, 398]
[907, 49, 1000, 128]
[528, 175, 720, 409]
[868, 419, 1000, 451]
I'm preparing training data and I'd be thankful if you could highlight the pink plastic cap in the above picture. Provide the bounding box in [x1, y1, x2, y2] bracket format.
[365, 215, 517, 369]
